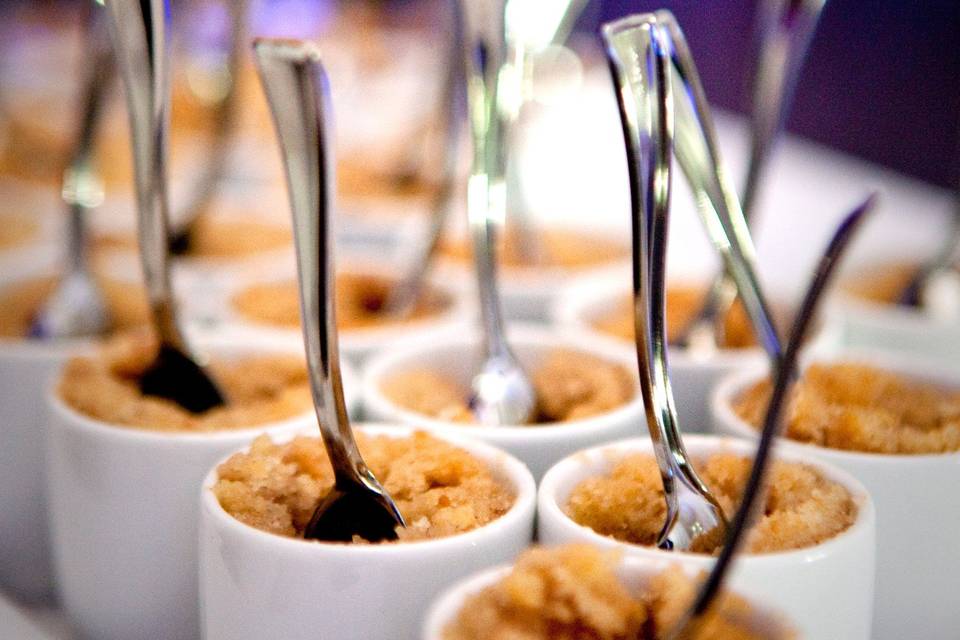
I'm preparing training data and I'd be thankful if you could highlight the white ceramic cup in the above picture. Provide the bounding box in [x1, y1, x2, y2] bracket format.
[45, 342, 319, 640]
[186, 259, 473, 366]
[361, 325, 645, 480]
[711, 350, 960, 640]
[824, 282, 960, 366]
[550, 275, 775, 433]
[422, 553, 797, 640]
[434, 225, 631, 323]
[537, 435, 877, 640]
[199, 424, 537, 640]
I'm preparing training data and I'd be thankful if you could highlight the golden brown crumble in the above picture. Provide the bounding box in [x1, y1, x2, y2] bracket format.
[566, 452, 856, 554]
[441, 228, 629, 270]
[734, 362, 960, 454]
[381, 349, 635, 424]
[443, 544, 793, 640]
[231, 272, 449, 331]
[58, 331, 311, 432]
[213, 431, 514, 542]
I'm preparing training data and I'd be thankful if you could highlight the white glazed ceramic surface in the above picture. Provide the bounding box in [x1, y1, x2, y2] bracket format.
[824, 286, 960, 365]
[550, 275, 770, 433]
[711, 351, 960, 640]
[199, 424, 537, 640]
[361, 325, 645, 480]
[45, 344, 317, 640]
[537, 435, 877, 640]
[185, 259, 474, 366]
[0, 339, 88, 604]
[421, 555, 797, 640]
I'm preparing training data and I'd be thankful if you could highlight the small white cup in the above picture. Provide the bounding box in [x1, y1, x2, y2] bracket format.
[422, 553, 797, 640]
[551, 275, 774, 433]
[825, 283, 960, 365]
[537, 435, 877, 639]
[434, 225, 631, 323]
[361, 325, 645, 480]
[712, 350, 960, 640]
[186, 259, 473, 366]
[199, 424, 537, 640]
[45, 341, 318, 640]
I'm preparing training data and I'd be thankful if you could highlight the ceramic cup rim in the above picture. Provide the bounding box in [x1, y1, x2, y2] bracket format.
[537, 433, 876, 565]
[199, 422, 537, 557]
[43, 338, 331, 445]
[211, 259, 474, 346]
[711, 348, 960, 464]
[361, 324, 644, 439]
[549, 271, 780, 368]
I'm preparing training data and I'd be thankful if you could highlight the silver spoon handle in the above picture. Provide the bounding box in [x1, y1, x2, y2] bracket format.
[384, 1, 465, 316]
[672, 195, 876, 638]
[63, 5, 113, 273]
[458, 0, 512, 361]
[253, 39, 366, 488]
[605, 13, 717, 531]
[104, 0, 184, 351]
[171, 0, 247, 238]
[742, 0, 826, 219]
[655, 10, 782, 366]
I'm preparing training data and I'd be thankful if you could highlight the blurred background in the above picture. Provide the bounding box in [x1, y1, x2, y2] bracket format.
[2, 0, 957, 186]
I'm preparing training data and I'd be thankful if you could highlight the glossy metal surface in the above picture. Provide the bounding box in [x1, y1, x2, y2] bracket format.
[673, 194, 876, 638]
[383, 0, 464, 317]
[652, 10, 784, 367]
[502, 0, 589, 265]
[677, 0, 825, 352]
[105, 0, 224, 414]
[29, 6, 112, 340]
[899, 189, 960, 312]
[167, 0, 247, 254]
[458, 0, 537, 426]
[605, 14, 727, 554]
[254, 38, 404, 542]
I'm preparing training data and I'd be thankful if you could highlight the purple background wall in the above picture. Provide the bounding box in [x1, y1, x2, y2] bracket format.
[583, 0, 960, 189]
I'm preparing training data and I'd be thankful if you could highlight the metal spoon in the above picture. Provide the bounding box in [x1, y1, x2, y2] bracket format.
[166, 0, 247, 255]
[669, 194, 876, 638]
[29, 6, 113, 340]
[382, 1, 465, 317]
[605, 15, 727, 551]
[675, 0, 826, 352]
[458, 0, 537, 426]
[898, 187, 960, 311]
[104, 0, 225, 414]
[254, 38, 405, 543]
[501, 0, 590, 266]
[653, 10, 784, 368]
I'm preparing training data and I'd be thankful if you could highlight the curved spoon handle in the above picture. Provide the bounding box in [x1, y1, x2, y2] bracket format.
[655, 10, 783, 366]
[170, 0, 248, 247]
[63, 5, 113, 272]
[672, 194, 876, 638]
[252, 39, 376, 494]
[384, 0, 465, 316]
[605, 14, 724, 548]
[103, 0, 184, 351]
[743, 0, 827, 218]
[457, 0, 512, 361]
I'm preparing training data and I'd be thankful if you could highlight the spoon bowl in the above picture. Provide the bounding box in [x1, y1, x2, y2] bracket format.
[105, 0, 225, 414]
[457, 0, 537, 426]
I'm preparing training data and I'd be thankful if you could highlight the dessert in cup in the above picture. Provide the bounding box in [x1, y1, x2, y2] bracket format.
[712, 349, 960, 639]
[198, 39, 536, 640]
[423, 544, 797, 640]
